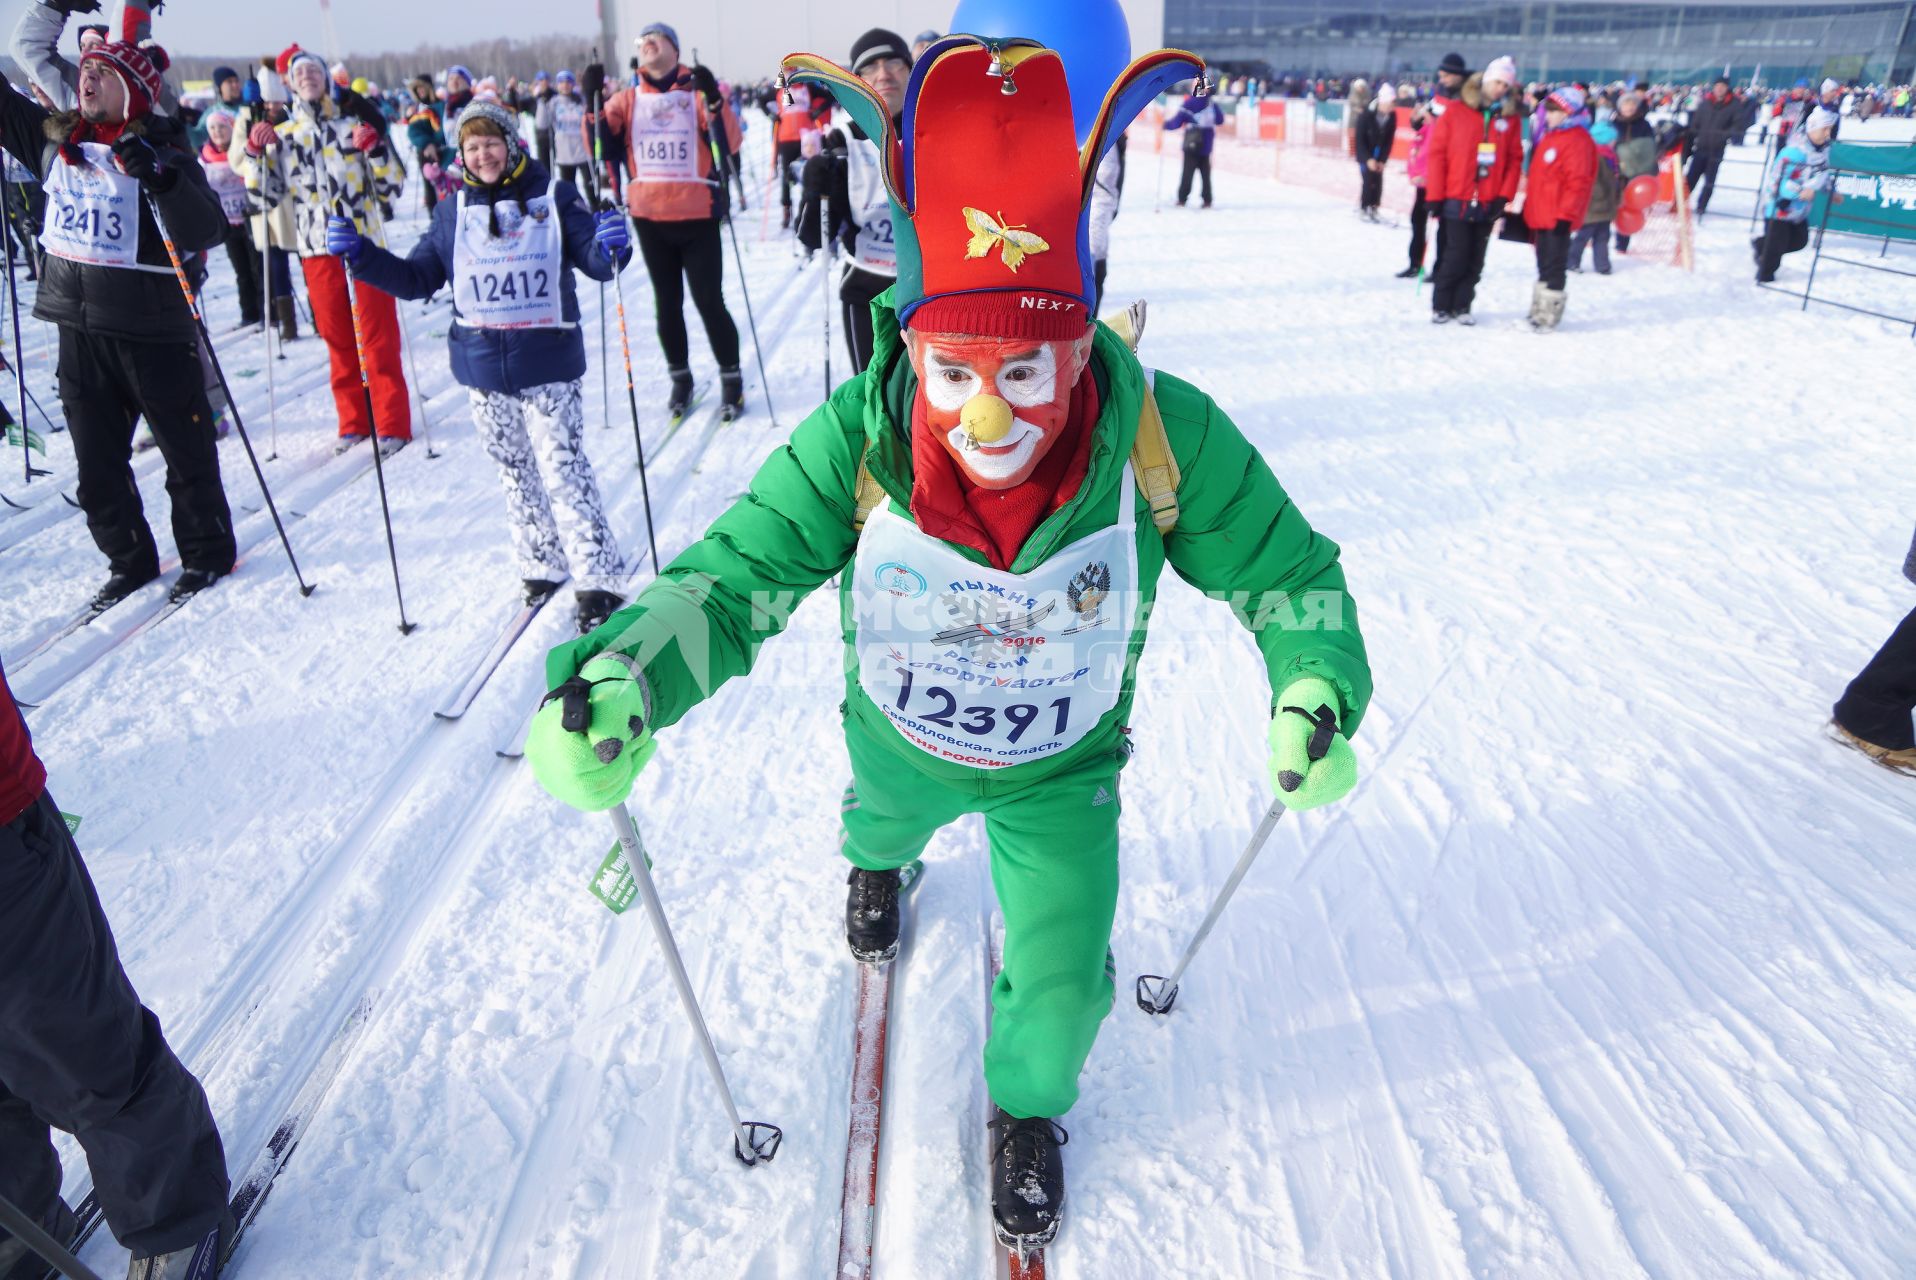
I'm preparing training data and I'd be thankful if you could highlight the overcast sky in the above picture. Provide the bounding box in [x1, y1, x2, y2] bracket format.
[0, 0, 601, 58]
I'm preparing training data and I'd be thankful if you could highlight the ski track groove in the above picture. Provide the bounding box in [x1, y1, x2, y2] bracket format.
[56, 207, 817, 1273]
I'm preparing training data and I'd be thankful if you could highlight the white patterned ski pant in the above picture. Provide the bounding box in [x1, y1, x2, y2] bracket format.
[467, 379, 626, 594]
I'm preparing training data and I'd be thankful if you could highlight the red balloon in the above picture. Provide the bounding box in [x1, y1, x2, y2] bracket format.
[1623, 174, 1659, 212]
[1615, 205, 1646, 236]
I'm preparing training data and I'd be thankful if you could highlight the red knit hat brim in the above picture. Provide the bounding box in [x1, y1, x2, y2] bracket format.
[907, 290, 1090, 340]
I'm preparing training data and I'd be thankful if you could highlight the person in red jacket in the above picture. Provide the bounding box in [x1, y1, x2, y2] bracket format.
[1522, 86, 1597, 333]
[1423, 55, 1523, 324]
[600, 22, 747, 419]
[772, 77, 830, 227]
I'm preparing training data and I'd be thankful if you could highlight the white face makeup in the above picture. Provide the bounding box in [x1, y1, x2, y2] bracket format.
[922, 344, 1060, 484]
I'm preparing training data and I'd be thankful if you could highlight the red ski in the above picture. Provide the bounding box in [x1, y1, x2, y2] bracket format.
[836, 862, 921, 1279]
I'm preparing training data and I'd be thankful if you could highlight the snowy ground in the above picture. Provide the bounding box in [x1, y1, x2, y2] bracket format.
[6, 125, 1916, 1279]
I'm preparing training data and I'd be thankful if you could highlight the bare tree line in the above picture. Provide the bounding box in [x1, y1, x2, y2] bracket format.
[166, 33, 604, 91]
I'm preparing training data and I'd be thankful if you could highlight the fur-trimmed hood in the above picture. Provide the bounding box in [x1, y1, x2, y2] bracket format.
[1459, 73, 1520, 116]
[40, 109, 190, 149]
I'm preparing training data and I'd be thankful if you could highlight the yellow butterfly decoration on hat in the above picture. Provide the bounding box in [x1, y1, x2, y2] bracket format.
[962, 207, 1049, 272]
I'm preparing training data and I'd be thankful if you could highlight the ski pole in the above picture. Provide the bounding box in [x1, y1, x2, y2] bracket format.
[822, 239, 832, 401]
[0, 163, 39, 485]
[1135, 707, 1335, 1015]
[698, 54, 777, 430]
[260, 213, 280, 460]
[555, 675, 782, 1167]
[591, 80, 612, 431]
[333, 199, 417, 634]
[600, 198, 660, 573]
[358, 160, 438, 460]
[144, 192, 316, 599]
[0, 1189, 104, 1280]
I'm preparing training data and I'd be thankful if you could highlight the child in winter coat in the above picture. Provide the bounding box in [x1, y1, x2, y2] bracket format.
[328, 101, 634, 633]
[1398, 98, 1435, 276]
[1755, 107, 1838, 283]
[1521, 87, 1597, 331]
[1570, 119, 1619, 274]
[199, 108, 264, 327]
[1611, 91, 1657, 251]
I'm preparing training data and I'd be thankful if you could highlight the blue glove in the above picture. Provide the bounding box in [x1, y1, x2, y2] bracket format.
[594, 209, 629, 256]
[325, 214, 367, 261]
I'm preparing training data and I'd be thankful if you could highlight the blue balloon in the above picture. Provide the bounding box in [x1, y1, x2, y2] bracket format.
[948, 0, 1131, 144]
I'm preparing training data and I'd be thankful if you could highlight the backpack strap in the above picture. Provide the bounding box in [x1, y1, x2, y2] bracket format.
[1131, 368, 1180, 536]
[851, 455, 887, 532]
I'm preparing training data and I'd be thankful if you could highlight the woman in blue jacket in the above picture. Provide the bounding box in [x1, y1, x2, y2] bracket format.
[328, 100, 633, 633]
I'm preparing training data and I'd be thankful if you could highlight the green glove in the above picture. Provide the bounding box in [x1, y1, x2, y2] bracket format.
[1266, 676, 1358, 811]
[526, 655, 657, 812]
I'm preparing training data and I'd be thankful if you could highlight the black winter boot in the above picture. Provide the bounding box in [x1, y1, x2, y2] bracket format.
[167, 567, 226, 604]
[667, 367, 695, 419]
[90, 566, 159, 613]
[575, 589, 624, 635]
[273, 295, 299, 342]
[719, 366, 744, 422]
[845, 866, 902, 963]
[989, 1108, 1069, 1254]
[522, 577, 563, 608]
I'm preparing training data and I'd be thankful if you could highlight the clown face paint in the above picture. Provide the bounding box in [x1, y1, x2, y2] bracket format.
[909, 332, 1090, 490]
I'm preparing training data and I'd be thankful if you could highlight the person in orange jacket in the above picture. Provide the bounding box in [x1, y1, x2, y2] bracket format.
[772, 73, 830, 226]
[599, 22, 746, 420]
[1521, 86, 1597, 332]
[1422, 55, 1523, 324]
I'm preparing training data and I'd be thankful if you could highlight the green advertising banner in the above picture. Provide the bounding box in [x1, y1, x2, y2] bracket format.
[1814, 142, 1916, 241]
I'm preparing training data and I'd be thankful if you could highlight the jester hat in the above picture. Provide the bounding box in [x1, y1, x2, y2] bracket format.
[781, 35, 1204, 340]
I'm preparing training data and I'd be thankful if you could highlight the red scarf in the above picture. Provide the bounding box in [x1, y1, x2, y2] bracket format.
[907, 367, 1100, 571]
[200, 140, 227, 165]
[59, 117, 130, 166]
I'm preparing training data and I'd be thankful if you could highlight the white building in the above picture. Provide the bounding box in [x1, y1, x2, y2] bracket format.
[597, 0, 1166, 87]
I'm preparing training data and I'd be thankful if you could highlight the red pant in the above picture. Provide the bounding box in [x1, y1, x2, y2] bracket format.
[302, 254, 412, 440]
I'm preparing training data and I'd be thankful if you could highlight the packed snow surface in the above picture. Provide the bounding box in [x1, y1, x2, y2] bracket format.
[6, 126, 1915, 1279]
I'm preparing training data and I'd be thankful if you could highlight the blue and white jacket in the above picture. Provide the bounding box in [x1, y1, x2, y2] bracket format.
[351, 158, 628, 395]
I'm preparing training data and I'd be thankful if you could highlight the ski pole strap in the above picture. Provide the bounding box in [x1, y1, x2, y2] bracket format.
[1279, 701, 1340, 763]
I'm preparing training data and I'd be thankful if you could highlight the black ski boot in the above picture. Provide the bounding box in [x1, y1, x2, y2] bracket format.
[719, 366, 744, 422]
[1394, 264, 1421, 278]
[575, 589, 624, 635]
[167, 567, 226, 604]
[522, 578, 563, 608]
[845, 866, 902, 963]
[126, 1210, 232, 1279]
[989, 1108, 1069, 1254]
[667, 366, 695, 419]
[90, 566, 159, 613]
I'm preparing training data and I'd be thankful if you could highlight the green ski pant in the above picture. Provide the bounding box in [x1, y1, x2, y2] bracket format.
[839, 724, 1122, 1120]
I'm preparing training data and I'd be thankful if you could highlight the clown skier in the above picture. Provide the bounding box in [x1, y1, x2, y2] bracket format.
[524, 34, 1373, 1254]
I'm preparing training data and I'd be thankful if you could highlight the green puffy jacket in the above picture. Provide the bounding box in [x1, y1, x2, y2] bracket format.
[547, 293, 1372, 789]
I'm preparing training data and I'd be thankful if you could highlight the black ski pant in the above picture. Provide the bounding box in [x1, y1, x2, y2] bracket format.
[1357, 161, 1383, 210]
[1835, 605, 1916, 750]
[1756, 218, 1810, 281]
[1407, 189, 1433, 268]
[1685, 147, 1725, 214]
[1177, 151, 1212, 206]
[633, 216, 741, 373]
[1534, 224, 1571, 290]
[1429, 215, 1493, 314]
[59, 326, 236, 579]
[777, 139, 803, 210]
[0, 791, 230, 1258]
[839, 266, 890, 375]
[221, 222, 263, 326]
[557, 163, 595, 205]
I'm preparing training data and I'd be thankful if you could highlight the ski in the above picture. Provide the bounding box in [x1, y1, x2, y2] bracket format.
[837, 862, 923, 1280]
[12, 562, 241, 705]
[984, 917, 1049, 1280]
[7, 599, 111, 671]
[42, 995, 376, 1279]
[433, 591, 560, 721]
[224, 994, 378, 1258]
[494, 696, 541, 759]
